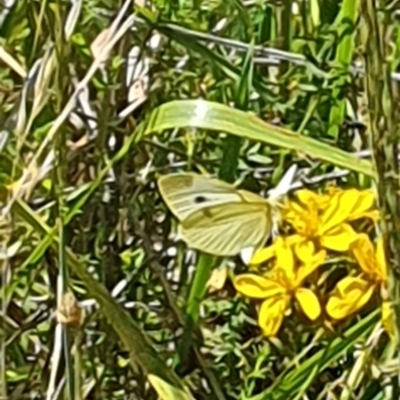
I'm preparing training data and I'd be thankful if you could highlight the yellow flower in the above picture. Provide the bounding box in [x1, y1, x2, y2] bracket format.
[250, 188, 376, 265]
[251, 188, 375, 266]
[326, 235, 393, 336]
[325, 276, 375, 320]
[352, 234, 386, 282]
[283, 189, 376, 253]
[234, 238, 325, 336]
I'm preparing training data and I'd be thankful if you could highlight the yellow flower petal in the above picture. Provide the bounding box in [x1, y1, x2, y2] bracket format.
[317, 192, 335, 210]
[290, 218, 311, 235]
[285, 200, 305, 215]
[250, 244, 276, 265]
[285, 234, 305, 246]
[326, 276, 375, 320]
[320, 224, 357, 252]
[296, 189, 321, 206]
[320, 191, 357, 232]
[284, 196, 319, 235]
[275, 238, 295, 280]
[381, 301, 394, 339]
[234, 274, 285, 299]
[258, 296, 288, 336]
[321, 190, 372, 233]
[351, 234, 377, 276]
[313, 249, 327, 267]
[357, 210, 380, 222]
[297, 249, 327, 283]
[295, 288, 321, 320]
[347, 190, 376, 220]
[249, 235, 302, 266]
[294, 240, 316, 265]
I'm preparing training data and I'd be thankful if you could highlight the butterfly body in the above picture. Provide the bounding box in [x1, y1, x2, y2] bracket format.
[158, 173, 272, 256]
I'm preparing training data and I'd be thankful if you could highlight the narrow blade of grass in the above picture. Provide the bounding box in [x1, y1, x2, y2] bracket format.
[248, 310, 379, 400]
[137, 99, 374, 177]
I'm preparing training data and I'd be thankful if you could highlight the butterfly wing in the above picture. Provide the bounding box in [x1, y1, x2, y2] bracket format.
[178, 201, 272, 256]
[157, 173, 244, 221]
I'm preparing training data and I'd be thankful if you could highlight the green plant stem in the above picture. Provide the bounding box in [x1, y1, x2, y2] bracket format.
[361, 0, 400, 352]
[327, 0, 360, 139]
[185, 254, 214, 324]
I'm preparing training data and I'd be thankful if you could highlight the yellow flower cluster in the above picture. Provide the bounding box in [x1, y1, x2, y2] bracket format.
[233, 188, 393, 337]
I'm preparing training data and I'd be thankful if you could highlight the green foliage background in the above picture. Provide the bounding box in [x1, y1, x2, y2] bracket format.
[1, 0, 398, 399]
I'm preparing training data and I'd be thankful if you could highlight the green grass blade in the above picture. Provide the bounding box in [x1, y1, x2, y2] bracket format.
[138, 99, 374, 177]
[248, 310, 379, 400]
[148, 374, 195, 400]
[219, 39, 255, 184]
[327, 0, 360, 139]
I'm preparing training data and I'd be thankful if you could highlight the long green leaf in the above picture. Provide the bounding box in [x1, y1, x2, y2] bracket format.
[137, 99, 374, 177]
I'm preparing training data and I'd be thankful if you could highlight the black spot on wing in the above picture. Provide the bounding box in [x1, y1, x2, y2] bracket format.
[194, 196, 208, 203]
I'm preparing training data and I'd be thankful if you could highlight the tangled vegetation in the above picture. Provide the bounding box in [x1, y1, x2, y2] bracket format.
[2, 1, 400, 399]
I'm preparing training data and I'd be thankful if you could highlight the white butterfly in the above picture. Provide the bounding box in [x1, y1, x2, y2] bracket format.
[158, 166, 297, 257]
